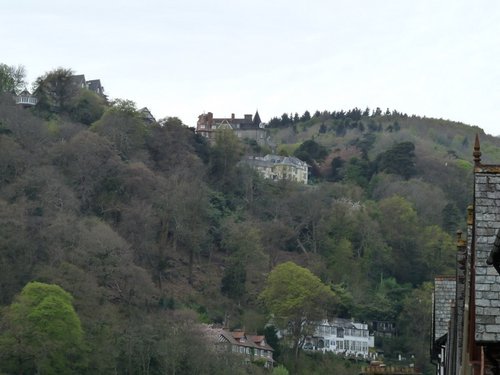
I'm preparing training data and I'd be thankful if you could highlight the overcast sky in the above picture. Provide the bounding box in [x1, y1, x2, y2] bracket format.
[2, 0, 499, 135]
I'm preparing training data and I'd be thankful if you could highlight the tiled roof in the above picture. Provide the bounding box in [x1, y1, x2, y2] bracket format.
[231, 330, 245, 339]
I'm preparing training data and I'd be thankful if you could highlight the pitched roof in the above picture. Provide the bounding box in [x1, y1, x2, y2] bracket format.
[87, 79, 103, 93]
[231, 330, 246, 339]
[248, 154, 309, 168]
[218, 330, 274, 351]
[71, 74, 86, 87]
[253, 110, 261, 126]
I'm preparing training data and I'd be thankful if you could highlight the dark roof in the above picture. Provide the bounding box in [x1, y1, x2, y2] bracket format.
[213, 118, 252, 125]
[253, 110, 261, 126]
[17, 89, 32, 96]
[87, 79, 103, 93]
[71, 74, 86, 87]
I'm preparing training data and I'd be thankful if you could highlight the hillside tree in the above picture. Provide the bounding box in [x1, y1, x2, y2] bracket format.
[0, 282, 87, 374]
[0, 63, 26, 93]
[34, 67, 80, 113]
[375, 141, 417, 180]
[259, 262, 335, 360]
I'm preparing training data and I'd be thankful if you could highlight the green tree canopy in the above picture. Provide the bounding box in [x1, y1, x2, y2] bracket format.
[0, 63, 26, 93]
[293, 139, 328, 164]
[69, 89, 106, 125]
[0, 281, 87, 374]
[209, 129, 244, 191]
[375, 141, 417, 179]
[259, 261, 335, 359]
[34, 67, 80, 113]
[91, 99, 150, 160]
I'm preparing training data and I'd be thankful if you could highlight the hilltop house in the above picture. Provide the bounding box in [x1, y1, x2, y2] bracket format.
[14, 89, 37, 107]
[14, 74, 104, 109]
[244, 154, 309, 184]
[196, 111, 267, 145]
[139, 107, 156, 123]
[430, 135, 500, 375]
[71, 74, 105, 97]
[303, 318, 374, 359]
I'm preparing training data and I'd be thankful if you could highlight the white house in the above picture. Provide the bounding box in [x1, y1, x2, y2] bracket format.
[14, 90, 37, 107]
[245, 154, 309, 184]
[303, 318, 375, 358]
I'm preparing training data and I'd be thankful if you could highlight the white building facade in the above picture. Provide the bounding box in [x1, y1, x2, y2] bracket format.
[245, 155, 309, 184]
[304, 318, 375, 358]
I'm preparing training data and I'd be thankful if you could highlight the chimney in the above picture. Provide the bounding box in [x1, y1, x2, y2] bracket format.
[231, 113, 235, 120]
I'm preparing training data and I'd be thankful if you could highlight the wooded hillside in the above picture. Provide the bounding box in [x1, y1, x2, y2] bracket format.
[1, 66, 498, 374]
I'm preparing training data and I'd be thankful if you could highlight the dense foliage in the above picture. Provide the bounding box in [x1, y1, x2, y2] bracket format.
[0, 282, 86, 374]
[2, 65, 500, 374]
[260, 262, 335, 360]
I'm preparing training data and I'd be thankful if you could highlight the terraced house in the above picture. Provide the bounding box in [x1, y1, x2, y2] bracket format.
[217, 329, 274, 368]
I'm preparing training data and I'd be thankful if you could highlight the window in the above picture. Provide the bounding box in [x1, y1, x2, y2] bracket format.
[355, 341, 361, 351]
[337, 328, 344, 338]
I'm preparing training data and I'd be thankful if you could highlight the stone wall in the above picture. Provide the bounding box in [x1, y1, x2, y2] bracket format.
[474, 173, 500, 342]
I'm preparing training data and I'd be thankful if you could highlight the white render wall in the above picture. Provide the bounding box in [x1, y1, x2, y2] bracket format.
[307, 319, 373, 358]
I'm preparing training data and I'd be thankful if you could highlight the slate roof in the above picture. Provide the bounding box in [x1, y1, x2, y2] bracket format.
[71, 74, 86, 88]
[247, 155, 308, 169]
[87, 79, 103, 94]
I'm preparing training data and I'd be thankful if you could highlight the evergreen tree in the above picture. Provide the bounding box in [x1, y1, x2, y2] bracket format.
[221, 259, 246, 300]
[300, 110, 311, 122]
[375, 142, 417, 180]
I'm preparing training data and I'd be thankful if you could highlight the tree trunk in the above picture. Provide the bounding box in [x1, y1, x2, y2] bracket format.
[188, 249, 194, 285]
